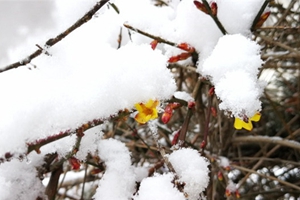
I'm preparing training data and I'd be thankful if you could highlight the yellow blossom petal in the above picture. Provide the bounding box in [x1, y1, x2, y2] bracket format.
[234, 113, 261, 131]
[250, 113, 261, 122]
[234, 118, 253, 131]
[134, 99, 159, 124]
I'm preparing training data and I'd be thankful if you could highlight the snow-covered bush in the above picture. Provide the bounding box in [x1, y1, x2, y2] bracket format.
[1, 0, 298, 199]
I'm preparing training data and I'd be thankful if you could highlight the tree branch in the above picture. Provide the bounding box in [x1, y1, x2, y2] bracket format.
[232, 135, 300, 151]
[0, 0, 109, 73]
[251, 0, 270, 31]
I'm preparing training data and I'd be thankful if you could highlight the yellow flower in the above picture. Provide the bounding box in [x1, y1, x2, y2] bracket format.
[234, 113, 261, 131]
[134, 99, 159, 124]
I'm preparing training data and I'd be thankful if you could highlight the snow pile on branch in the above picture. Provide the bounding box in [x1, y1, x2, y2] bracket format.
[169, 148, 210, 200]
[134, 148, 209, 200]
[134, 173, 186, 200]
[202, 34, 263, 118]
[93, 138, 136, 200]
[0, 43, 176, 157]
[0, 157, 46, 199]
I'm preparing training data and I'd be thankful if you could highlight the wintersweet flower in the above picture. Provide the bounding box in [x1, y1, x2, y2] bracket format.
[234, 113, 261, 131]
[134, 99, 159, 124]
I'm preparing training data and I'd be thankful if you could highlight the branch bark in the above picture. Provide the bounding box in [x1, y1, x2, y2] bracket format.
[0, 0, 109, 73]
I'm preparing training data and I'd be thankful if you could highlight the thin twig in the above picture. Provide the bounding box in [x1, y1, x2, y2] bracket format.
[178, 79, 202, 145]
[232, 164, 300, 191]
[1, 0, 109, 73]
[251, 0, 271, 31]
[232, 135, 300, 151]
[201, 0, 227, 35]
[123, 23, 176, 47]
[257, 34, 300, 55]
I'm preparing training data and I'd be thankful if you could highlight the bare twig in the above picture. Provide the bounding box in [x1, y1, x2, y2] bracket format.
[201, 0, 227, 35]
[1, 0, 109, 73]
[232, 164, 300, 191]
[257, 34, 300, 55]
[123, 23, 176, 47]
[232, 135, 300, 151]
[178, 79, 202, 145]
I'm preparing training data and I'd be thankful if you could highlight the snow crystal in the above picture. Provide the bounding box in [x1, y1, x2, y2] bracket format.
[134, 173, 185, 200]
[93, 138, 136, 200]
[168, 148, 210, 200]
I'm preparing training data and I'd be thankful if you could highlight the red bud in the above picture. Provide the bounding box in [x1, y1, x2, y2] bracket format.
[225, 189, 231, 197]
[177, 43, 195, 53]
[194, 1, 208, 14]
[255, 11, 271, 28]
[210, 2, 218, 16]
[168, 52, 191, 63]
[224, 166, 231, 171]
[162, 104, 174, 124]
[172, 131, 180, 145]
[211, 107, 217, 117]
[217, 171, 223, 181]
[208, 87, 215, 96]
[162, 112, 172, 124]
[150, 40, 159, 50]
[69, 157, 81, 170]
[200, 140, 206, 149]
[188, 101, 196, 109]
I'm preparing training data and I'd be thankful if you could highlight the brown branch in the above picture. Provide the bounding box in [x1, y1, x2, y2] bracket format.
[257, 34, 300, 55]
[201, 0, 227, 35]
[0, 110, 130, 164]
[178, 78, 202, 146]
[251, 0, 271, 31]
[45, 163, 63, 200]
[232, 135, 300, 151]
[123, 23, 176, 47]
[0, 0, 109, 73]
[232, 164, 300, 191]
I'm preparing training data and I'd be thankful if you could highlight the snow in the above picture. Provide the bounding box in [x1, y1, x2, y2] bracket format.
[0, 42, 176, 157]
[174, 91, 194, 102]
[168, 148, 210, 200]
[93, 138, 136, 200]
[202, 34, 263, 118]
[134, 173, 185, 200]
[0, 155, 46, 200]
[0, 0, 270, 199]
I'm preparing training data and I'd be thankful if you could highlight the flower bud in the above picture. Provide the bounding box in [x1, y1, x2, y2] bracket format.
[210, 2, 218, 16]
[172, 131, 180, 145]
[255, 11, 271, 28]
[194, 1, 209, 14]
[69, 157, 81, 170]
[217, 171, 223, 181]
[177, 43, 195, 53]
[150, 40, 159, 50]
[162, 112, 172, 124]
